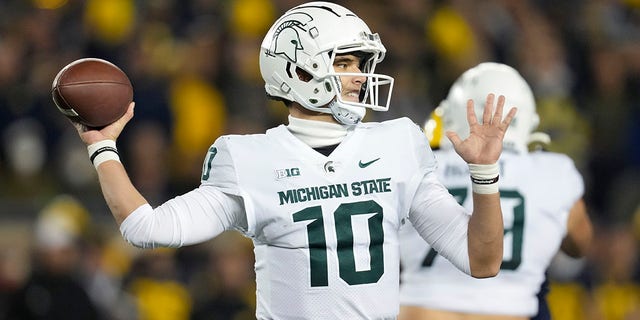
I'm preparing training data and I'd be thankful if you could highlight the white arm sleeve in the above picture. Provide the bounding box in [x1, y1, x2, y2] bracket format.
[119, 185, 246, 248]
[409, 172, 471, 275]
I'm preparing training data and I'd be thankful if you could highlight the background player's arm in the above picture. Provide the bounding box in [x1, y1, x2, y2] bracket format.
[560, 198, 593, 258]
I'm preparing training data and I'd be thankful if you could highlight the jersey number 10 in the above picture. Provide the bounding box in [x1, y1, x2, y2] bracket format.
[293, 200, 385, 287]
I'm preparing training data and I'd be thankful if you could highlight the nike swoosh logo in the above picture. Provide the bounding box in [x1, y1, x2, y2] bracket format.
[359, 158, 381, 168]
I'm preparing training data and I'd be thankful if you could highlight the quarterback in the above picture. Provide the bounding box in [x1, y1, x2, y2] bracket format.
[70, 2, 516, 319]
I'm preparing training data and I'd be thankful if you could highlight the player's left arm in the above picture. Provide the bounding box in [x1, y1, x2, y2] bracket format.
[446, 94, 517, 278]
[560, 198, 593, 258]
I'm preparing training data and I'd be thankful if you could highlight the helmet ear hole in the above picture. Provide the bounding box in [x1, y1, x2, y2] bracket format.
[531, 113, 540, 130]
[295, 67, 313, 82]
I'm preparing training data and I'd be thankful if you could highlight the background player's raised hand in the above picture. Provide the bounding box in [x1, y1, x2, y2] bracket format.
[446, 94, 517, 165]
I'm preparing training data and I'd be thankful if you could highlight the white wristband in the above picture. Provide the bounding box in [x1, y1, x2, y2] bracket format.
[468, 163, 499, 194]
[87, 140, 120, 169]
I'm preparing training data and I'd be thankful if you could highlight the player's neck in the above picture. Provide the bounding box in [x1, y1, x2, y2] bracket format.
[287, 115, 349, 148]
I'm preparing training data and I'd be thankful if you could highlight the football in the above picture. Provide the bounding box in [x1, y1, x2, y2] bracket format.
[52, 58, 133, 128]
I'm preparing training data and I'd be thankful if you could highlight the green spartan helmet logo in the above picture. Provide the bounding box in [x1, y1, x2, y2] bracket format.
[270, 12, 313, 62]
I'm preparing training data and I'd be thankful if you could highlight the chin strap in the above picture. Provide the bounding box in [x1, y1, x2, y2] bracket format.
[329, 99, 366, 125]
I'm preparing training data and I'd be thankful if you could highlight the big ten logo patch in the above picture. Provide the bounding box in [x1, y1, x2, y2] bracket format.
[276, 167, 301, 179]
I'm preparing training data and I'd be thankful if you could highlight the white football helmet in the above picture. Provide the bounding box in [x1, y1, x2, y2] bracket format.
[438, 62, 540, 154]
[259, 2, 394, 125]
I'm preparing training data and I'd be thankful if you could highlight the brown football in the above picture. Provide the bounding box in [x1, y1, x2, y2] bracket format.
[52, 58, 133, 128]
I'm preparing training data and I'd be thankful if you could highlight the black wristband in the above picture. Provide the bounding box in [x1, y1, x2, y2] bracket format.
[470, 175, 499, 185]
[90, 146, 119, 164]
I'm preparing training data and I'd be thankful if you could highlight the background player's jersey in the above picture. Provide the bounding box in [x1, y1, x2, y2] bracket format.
[202, 117, 437, 319]
[399, 148, 584, 317]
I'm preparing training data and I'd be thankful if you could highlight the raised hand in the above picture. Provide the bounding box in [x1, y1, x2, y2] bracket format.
[72, 102, 135, 145]
[445, 94, 517, 165]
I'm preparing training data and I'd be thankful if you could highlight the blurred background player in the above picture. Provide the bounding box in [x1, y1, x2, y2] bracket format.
[398, 62, 593, 320]
[4, 195, 101, 320]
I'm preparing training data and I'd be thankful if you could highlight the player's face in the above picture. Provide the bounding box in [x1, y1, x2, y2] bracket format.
[333, 54, 366, 104]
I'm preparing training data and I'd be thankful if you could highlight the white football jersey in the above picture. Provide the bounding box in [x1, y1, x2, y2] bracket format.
[399, 148, 584, 317]
[201, 117, 446, 319]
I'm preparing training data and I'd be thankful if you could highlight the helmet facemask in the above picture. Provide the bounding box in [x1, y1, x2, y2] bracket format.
[323, 46, 393, 124]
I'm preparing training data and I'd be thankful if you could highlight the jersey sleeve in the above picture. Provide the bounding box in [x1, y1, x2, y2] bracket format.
[403, 118, 472, 274]
[200, 136, 243, 195]
[533, 152, 585, 214]
[119, 186, 246, 248]
[556, 154, 584, 203]
[406, 118, 438, 173]
[119, 136, 251, 249]
[408, 173, 472, 275]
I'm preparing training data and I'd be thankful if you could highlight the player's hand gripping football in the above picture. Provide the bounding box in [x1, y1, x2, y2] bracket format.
[72, 102, 135, 146]
[446, 94, 517, 165]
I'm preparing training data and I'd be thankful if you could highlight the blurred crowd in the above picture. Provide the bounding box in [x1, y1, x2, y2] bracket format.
[0, 0, 639, 319]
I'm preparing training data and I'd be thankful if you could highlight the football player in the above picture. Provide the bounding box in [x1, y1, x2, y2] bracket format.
[398, 62, 593, 320]
[70, 2, 516, 319]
